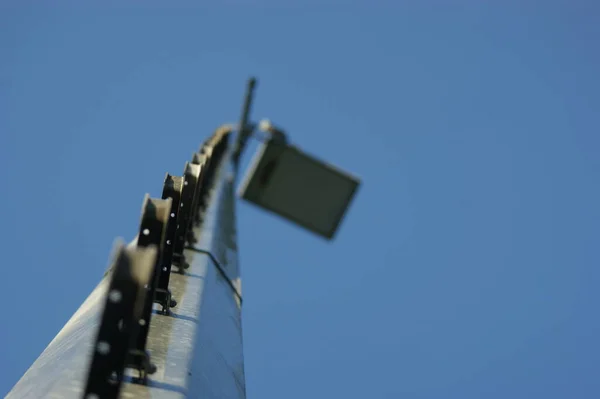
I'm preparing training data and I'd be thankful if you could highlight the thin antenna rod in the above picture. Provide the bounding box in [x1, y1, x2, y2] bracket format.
[232, 77, 257, 169]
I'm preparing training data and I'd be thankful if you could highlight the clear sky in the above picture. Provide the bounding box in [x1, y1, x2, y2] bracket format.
[1, 2, 599, 398]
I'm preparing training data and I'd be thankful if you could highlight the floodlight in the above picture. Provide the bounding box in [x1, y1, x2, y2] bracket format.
[239, 139, 360, 240]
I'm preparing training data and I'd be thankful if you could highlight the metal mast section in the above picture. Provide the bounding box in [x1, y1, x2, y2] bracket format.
[8, 78, 258, 399]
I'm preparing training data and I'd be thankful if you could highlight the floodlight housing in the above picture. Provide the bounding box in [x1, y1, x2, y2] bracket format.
[238, 140, 360, 240]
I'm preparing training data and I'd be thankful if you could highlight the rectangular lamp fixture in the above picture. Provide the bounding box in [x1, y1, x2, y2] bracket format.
[238, 140, 360, 240]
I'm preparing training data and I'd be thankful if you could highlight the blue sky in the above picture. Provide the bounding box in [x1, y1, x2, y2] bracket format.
[1, 3, 599, 398]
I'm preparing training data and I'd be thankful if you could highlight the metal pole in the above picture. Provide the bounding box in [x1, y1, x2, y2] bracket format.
[7, 82, 256, 398]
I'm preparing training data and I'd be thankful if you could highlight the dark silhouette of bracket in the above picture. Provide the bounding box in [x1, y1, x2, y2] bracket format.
[172, 162, 201, 272]
[125, 195, 171, 381]
[155, 174, 183, 314]
[191, 153, 209, 224]
[194, 131, 231, 220]
[83, 242, 157, 399]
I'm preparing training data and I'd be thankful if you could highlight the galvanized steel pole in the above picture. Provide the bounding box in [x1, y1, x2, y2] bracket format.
[8, 81, 258, 399]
